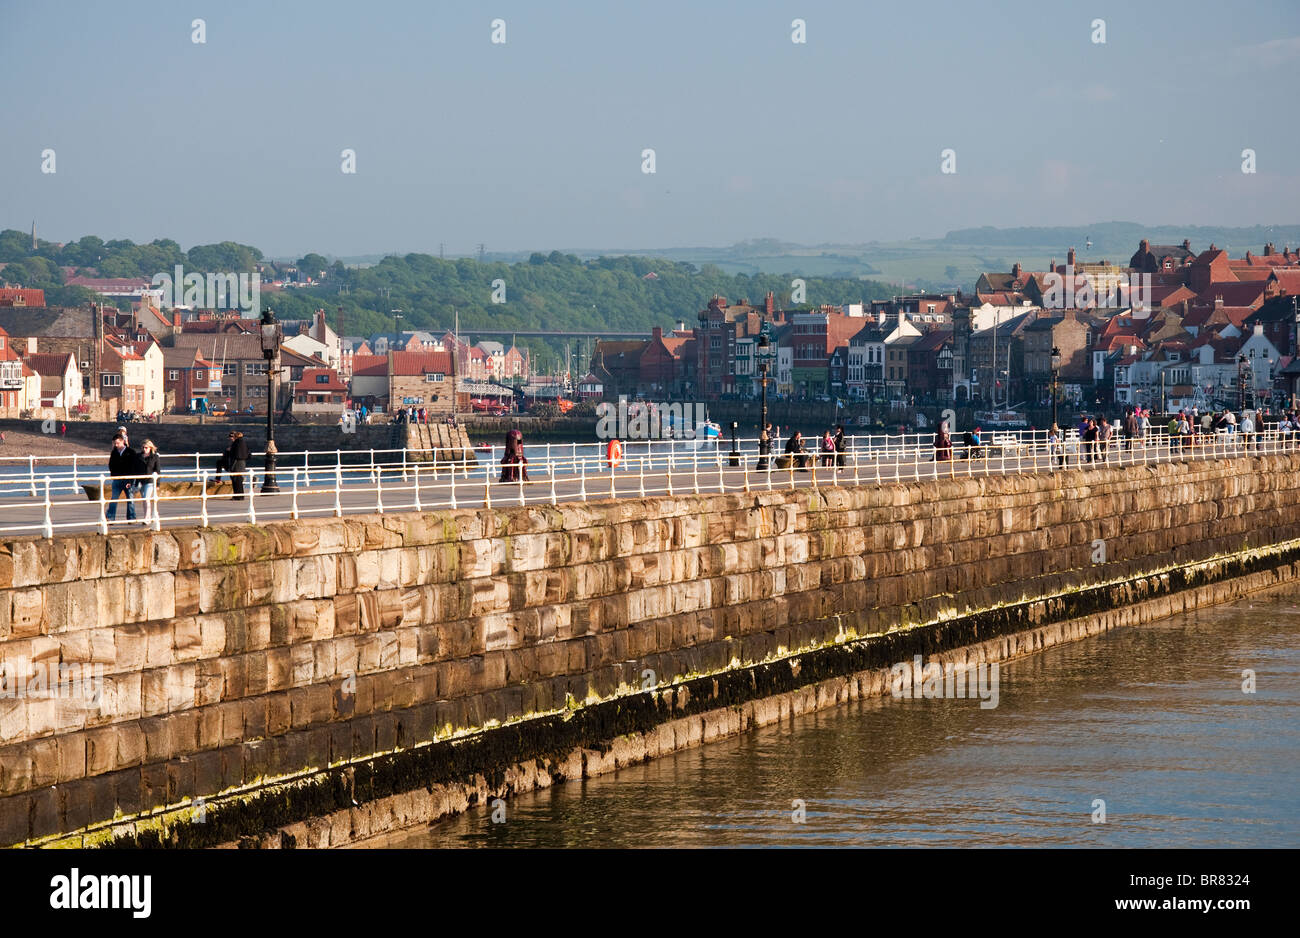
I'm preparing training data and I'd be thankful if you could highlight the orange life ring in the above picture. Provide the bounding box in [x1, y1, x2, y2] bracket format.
[606, 438, 623, 468]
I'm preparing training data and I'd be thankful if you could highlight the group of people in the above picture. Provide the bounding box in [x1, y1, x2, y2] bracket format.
[395, 405, 429, 425]
[782, 425, 847, 470]
[104, 427, 160, 523]
[934, 423, 984, 461]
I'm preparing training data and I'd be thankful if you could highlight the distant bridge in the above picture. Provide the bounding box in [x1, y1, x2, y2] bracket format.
[452, 329, 653, 338]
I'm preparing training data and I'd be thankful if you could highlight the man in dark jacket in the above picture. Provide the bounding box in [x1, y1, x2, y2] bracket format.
[106, 432, 143, 522]
[833, 425, 846, 470]
[224, 431, 251, 499]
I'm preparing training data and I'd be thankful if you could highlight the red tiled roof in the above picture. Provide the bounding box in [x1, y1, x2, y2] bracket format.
[351, 354, 387, 377]
[1269, 269, 1300, 294]
[298, 367, 348, 392]
[1194, 281, 1267, 308]
[390, 350, 453, 375]
[0, 287, 46, 306]
[22, 352, 75, 375]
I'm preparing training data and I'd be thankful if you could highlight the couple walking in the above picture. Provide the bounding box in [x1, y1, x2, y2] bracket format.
[105, 432, 160, 523]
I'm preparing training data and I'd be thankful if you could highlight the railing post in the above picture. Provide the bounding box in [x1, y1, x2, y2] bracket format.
[97, 473, 108, 534]
[638, 454, 646, 498]
[71, 453, 79, 493]
[151, 472, 161, 531]
[549, 463, 557, 505]
[28, 455, 37, 497]
[247, 471, 256, 523]
[610, 457, 616, 499]
[334, 465, 343, 517]
[485, 468, 493, 508]
[692, 446, 699, 495]
[578, 457, 586, 502]
[412, 464, 421, 512]
[42, 477, 53, 538]
[291, 467, 300, 519]
[195, 452, 201, 483]
[450, 459, 458, 509]
[375, 464, 385, 514]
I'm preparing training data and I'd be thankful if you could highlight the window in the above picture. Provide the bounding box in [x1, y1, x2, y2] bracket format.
[245, 361, 268, 376]
[222, 384, 237, 397]
[102, 374, 122, 387]
[246, 385, 266, 398]
[425, 373, 444, 382]
[168, 370, 180, 381]
[223, 363, 237, 376]
[316, 374, 330, 384]
[195, 370, 204, 381]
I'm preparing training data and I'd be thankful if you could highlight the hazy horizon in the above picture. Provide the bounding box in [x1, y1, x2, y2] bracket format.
[4, 0, 1298, 258]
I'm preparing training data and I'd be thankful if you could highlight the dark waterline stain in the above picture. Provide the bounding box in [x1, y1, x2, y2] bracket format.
[371, 591, 1300, 848]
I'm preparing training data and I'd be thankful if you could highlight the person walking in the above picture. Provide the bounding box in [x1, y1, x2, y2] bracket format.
[784, 431, 810, 469]
[1123, 408, 1138, 452]
[106, 432, 142, 523]
[935, 421, 953, 462]
[1241, 410, 1256, 452]
[1049, 423, 1065, 467]
[1080, 418, 1096, 463]
[138, 439, 160, 524]
[500, 428, 529, 482]
[224, 431, 251, 499]
[1097, 416, 1112, 463]
[833, 424, 846, 471]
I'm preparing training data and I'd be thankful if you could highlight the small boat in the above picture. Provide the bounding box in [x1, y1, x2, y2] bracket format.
[973, 409, 1028, 429]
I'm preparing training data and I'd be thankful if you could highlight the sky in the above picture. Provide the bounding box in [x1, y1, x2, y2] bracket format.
[3, 0, 1299, 258]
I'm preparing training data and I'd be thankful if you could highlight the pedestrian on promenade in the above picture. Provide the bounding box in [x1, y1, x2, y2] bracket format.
[500, 428, 529, 482]
[1082, 418, 1098, 463]
[784, 431, 810, 469]
[1124, 408, 1138, 451]
[59, 422, 66, 437]
[138, 439, 160, 524]
[820, 430, 836, 467]
[1241, 410, 1256, 451]
[1049, 423, 1065, 467]
[106, 432, 141, 523]
[1097, 416, 1112, 462]
[224, 431, 250, 500]
[935, 421, 953, 462]
[833, 425, 846, 470]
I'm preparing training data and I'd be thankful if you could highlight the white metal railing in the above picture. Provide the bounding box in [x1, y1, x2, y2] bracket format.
[0, 427, 1296, 537]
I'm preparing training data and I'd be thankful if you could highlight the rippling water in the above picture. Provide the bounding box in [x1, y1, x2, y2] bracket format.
[375, 589, 1300, 848]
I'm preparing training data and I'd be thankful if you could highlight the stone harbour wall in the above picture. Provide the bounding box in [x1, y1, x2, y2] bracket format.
[2, 454, 1299, 847]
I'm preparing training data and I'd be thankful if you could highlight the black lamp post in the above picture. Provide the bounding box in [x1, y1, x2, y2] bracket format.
[260, 309, 282, 493]
[1050, 346, 1061, 428]
[729, 421, 740, 467]
[757, 333, 772, 469]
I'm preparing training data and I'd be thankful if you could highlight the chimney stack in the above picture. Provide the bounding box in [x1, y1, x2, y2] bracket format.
[765, 291, 775, 316]
[1067, 247, 1076, 267]
[1012, 262, 1022, 279]
[1182, 239, 1191, 251]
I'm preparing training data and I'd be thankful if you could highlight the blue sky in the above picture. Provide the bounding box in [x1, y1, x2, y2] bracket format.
[2, 0, 1298, 256]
